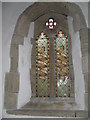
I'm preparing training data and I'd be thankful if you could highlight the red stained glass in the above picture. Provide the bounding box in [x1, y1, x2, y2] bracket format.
[46, 18, 57, 30]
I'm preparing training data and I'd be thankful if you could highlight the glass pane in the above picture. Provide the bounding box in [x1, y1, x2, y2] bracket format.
[36, 32, 50, 97]
[55, 31, 71, 97]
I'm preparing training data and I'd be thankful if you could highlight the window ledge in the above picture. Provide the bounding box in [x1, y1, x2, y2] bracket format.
[30, 97, 75, 104]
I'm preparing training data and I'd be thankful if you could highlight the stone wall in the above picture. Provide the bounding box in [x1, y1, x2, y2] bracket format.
[4, 2, 88, 117]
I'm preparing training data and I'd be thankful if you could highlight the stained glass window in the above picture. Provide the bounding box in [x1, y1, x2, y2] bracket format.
[54, 31, 71, 97]
[46, 18, 57, 30]
[36, 32, 50, 97]
[36, 31, 72, 98]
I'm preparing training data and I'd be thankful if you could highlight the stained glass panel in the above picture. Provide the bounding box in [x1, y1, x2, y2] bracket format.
[55, 31, 71, 97]
[46, 18, 57, 30]
[36, 32, 50, 97]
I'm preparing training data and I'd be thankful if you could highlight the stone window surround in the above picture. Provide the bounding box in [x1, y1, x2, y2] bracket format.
[31, 11, 74, 99]
[4, 2, 88, 117]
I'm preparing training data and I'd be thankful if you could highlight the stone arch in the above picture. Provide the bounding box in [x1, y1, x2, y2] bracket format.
[4, 2, 88, 114]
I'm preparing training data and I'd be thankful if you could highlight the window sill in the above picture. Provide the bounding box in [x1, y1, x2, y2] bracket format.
[30, 97, 75, 104]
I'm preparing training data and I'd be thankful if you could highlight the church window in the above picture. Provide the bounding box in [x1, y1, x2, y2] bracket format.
[54, 31, 71, 97]
[46, 18, 57, 30]
[36, 32, 50, 97]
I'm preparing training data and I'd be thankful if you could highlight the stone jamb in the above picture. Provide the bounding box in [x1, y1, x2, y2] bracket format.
[30, 36, 36, 97]
[4, 2, 88, 114]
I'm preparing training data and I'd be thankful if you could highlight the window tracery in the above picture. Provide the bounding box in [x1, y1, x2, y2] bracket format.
[46, 18, 57, 30]
[36, 31, 71, 98]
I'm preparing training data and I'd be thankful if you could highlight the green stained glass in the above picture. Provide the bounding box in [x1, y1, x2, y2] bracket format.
[36, 32, 49, 97]
[55, 31, 71, 97]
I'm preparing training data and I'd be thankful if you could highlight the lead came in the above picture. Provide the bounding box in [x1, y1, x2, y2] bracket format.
[36, 32, 50, 97]
[55, 31, 71, 97]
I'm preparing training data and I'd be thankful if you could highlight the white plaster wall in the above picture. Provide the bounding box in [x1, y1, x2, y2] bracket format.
[0, 2, 2, 119]
[1, 0, 90, 3]
[88, 2, 90, 28]
[2, 2, 33, 117]
[68, 17, 85, 110]
[2, 2, 88, 118]
[18, 22, 34, 109]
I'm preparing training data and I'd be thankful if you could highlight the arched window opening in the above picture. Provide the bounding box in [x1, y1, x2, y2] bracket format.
[36, 32, 50, 97]
[35, 31, 72, 98]
[55, 31, 71, 97]
[4, 2, 88, 116]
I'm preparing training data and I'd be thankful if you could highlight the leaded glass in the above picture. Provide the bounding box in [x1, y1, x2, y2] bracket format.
[55, 31, 71, 97]
[46, 18, 57, 30]
[36, 32, 50, 97]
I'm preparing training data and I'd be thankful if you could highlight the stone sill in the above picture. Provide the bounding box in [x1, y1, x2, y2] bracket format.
[17, 96, 78, 111]
[6, 97, 88, 118]
[30, 97, 75, 104]
[7, 110, 88, 118]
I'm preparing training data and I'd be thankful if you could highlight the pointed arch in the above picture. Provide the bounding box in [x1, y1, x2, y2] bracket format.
[54, 31, 72, 97]
[4, 2, 88, 115]
[36, 32, 50, 97]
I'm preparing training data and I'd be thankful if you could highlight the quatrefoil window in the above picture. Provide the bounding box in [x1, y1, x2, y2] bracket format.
[46, 18, 57, 30]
